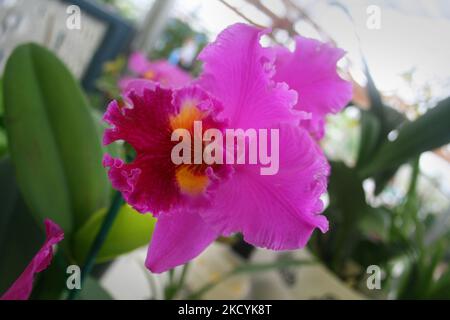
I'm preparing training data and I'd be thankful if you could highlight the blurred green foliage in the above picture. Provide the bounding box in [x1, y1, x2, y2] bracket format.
[310, 64, 450, 299]
[0, 78, 6, 157]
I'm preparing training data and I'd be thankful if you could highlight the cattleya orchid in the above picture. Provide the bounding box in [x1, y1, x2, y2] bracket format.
[1, 219, 64, 300]
[119, 52, 192, 93]
[103, 23, 352, 273]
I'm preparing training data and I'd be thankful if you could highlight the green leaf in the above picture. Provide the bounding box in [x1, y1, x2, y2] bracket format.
[357, 65, 407, 194]
[357, 64, 407, 193]
[364, 63, 386, 128]
[233, 258, 314, 274]
[360, 97, 450, 177]
[372, 166, 399, 195]
[369, 107, 407, 194]
[73, 205, 156, 264]
[357, 206, 390, 241]
[363, 63, 406, 133]
[0, 129, 7, 157]
[2, 43, 110, 233]
[0, 157, 71, 299]
[30, 251, 70, 300]
[77, 277, 113, 300]
[356, 110, 381, 168]
[382, 105, 407, 133]
[429, 267, 450, 299]
[0, 157, 45, 294]
[316, 162, 369, 273]
[396, 245, 445, 299]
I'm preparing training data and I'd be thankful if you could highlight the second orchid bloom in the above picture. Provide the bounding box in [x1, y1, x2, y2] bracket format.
[103, 23, 353, 273]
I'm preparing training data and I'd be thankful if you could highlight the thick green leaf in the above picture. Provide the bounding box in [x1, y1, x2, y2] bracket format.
[360, 97, 450, 177]
[73, 205, 156, 264]
[3, 43, 110, 233]
[0, 129, 7, 157]
[0, 157, 45, 294]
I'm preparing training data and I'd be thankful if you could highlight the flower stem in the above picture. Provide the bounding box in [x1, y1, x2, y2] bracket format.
[67, 191, 124, 300]
[178, 263, 190, 290]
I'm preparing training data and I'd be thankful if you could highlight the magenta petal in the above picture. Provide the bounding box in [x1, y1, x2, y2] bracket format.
[198, 23, 300, 129]
[301, 115, 325, 141]
[119, 78, 156, 96]
[128, 52, 152, 74]
[273, 36, 353, 139]
[124, 53, 192, 90]
[103, 87, 174, 148]
[103, 87, 182, 214]
[103, 85, 228, 214]
[150, 60, 192, 88]
[1, 219, 64, 300]
[145, 209, 219, 273]
[200, 124, 330, 250]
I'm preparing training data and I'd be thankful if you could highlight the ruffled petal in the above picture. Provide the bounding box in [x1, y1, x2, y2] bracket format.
[103, 153, 179, 214]
[301, 114, 325, 141]
[103, 87, 174, 148]
[198, 23, 300, 129]
[199, 124, 330, 250]
[103, 85, 228, 214]
[1, 219, 64, 300]
[103, 87, 182, 213]
[273, 36, 353, 139]
[145, 209, 219, 273]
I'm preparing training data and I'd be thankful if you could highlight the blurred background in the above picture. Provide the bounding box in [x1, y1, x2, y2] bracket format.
[1, 0, 450, 300]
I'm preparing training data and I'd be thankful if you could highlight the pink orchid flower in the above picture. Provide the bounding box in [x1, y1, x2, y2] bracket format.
[103, 24, 352, 273]
[273, 37, 353, 140]
[119, 52, 192, 93]
[0, 219, 64, 300]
